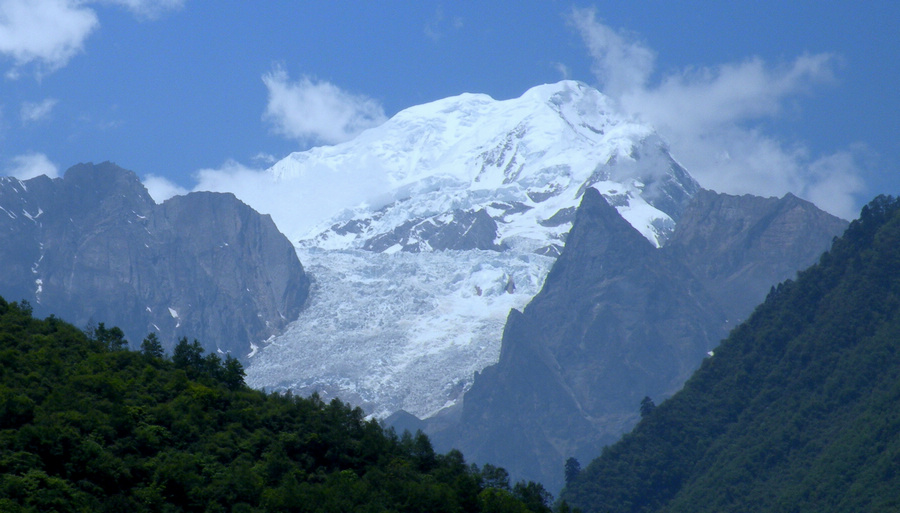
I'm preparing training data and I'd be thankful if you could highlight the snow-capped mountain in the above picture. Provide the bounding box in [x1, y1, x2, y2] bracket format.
[269, 80, 698, 253]
[244, 80, 700, 419]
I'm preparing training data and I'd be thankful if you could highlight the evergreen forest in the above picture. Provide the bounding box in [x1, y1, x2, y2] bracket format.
[0, 297, 555, 512]
[561, 195, 900, 512]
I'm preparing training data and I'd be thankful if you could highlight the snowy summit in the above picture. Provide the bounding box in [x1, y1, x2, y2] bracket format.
[266, 80, 698, 252]
[244, 81, 700, 419]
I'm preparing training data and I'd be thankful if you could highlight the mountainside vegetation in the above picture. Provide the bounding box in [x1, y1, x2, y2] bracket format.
[561, 195, 900, 512]
[0, 298, 552, 513]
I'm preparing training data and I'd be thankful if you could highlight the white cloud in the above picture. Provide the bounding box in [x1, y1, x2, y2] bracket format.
[568, 7, 865, 219]
[0, 0, 183, 77]
[0, 0, 99, 75]
[262, 67, 387, 145]
[568, 7, 655, 98]
[620, 54, 835, 136]
[193, 160, 304, 238]
[192, 156, 394, 243]
[20, 98, 57, 123]
[251, 152, 277, 165]
[142, 173, 188, 203]
[803, 150, 866, 220]
[5, 152, 59, 179]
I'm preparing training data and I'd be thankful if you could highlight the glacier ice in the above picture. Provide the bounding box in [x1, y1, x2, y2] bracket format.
[246, 248, 554, 419]
[241, 80, 700, 420]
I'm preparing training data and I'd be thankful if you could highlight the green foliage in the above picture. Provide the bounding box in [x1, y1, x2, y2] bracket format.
[92, 322, 128, 350]
[0, 298, 548, 512]
[639, 396, 655, 418]
[564, 458, 581, 487]
[560, 196, 900, 512]
[141, 333, 164, 359]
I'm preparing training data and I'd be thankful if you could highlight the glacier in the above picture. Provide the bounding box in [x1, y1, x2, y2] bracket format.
[241, 80, 700, 419]
[246, 248, 553, 419]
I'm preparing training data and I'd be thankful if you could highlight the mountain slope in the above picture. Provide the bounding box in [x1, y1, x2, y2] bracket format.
[561, 195, 900, 513]
[0, 162, 309, 356]
[425, 188, 847, 493]
[429, 189, 725, 490]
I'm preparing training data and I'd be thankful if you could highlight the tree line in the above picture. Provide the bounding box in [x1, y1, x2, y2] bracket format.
[0, 296, 565, 512]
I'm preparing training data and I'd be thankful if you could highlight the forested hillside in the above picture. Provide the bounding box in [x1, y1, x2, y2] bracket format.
[561, 195, 900, 512]
[0, 298, 551, 513]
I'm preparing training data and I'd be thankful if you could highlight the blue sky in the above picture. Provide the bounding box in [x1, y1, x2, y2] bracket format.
[1, 1, 897, 219]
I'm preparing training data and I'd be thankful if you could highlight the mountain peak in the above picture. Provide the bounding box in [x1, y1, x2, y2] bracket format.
[262, 81, 695, 251]
[62, 161, 155, 211]
[246, 82, 699, 420]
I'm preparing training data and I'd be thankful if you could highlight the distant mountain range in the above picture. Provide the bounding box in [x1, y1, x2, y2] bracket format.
[561, 196, 900, 513]
[241, 80, 845, 434]
[0, 82, 852, 498]
[0, 162, 309, 356]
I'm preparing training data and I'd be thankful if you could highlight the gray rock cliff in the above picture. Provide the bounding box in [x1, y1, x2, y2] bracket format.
[423, 188, 848, 493]
[0, 162, 309, 356]
[666, 190, 850, 320]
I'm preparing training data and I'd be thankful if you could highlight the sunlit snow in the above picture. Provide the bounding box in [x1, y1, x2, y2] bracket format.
[242, 81, 699, 419]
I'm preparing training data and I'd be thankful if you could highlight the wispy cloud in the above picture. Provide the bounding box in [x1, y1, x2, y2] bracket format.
[424, 6, 463, 41]
[251, 152, 277, 165]
[553, 62, 570, 80]
[568, 9, 654, 99]
[4, 152, 59, 179]
[262, 66, 387, 145]
[568, 7, 865, 219]
[20, 98, 57, 123]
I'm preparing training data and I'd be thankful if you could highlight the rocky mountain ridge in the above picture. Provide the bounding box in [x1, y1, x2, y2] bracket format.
[0, 162, 309, 356]
[420, 187, 848, 493]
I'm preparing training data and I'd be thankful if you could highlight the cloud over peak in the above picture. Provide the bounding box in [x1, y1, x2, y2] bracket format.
[262, 67, 387, 146]
[568, 7, 864, 219]
[568, 7, 654, 99]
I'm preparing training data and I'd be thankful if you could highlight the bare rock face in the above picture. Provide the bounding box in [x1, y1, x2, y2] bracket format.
[666, 190, 850, 320]
[361, 208, 505, 252]
[424, 188, 847, 493]
[0, 162, 309, 356]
